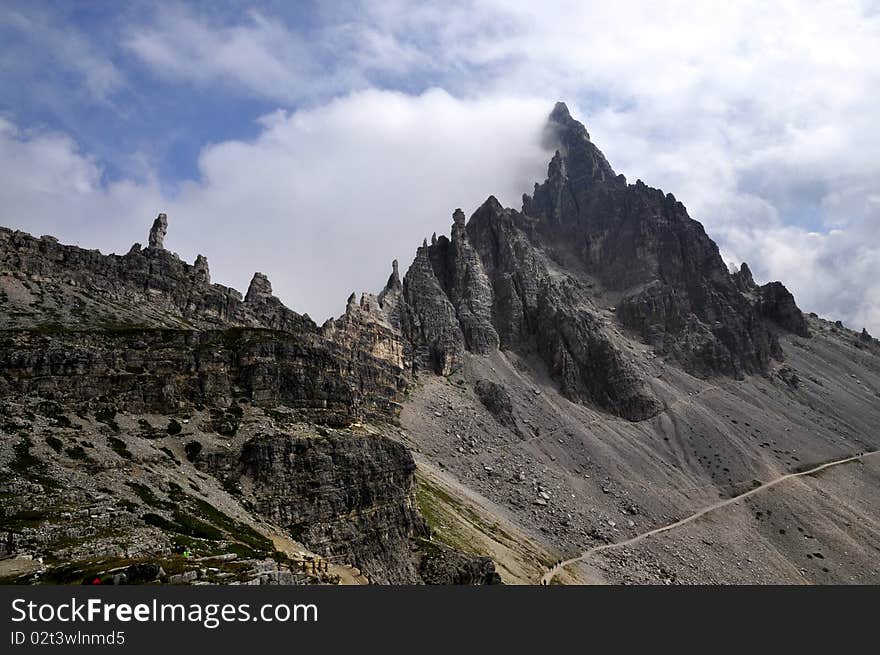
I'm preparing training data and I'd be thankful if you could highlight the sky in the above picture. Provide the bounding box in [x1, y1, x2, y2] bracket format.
[1, 1, 879, 334]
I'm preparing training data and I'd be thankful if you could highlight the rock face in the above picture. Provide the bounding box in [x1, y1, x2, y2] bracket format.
[213, 432, 428, 584]
[466, 197, 662, 420]
[523, 105, 785, 380]
[193, 254, 210, 284]
[758, 281, 811, 338]
[0, 328, 403, 425]
[245, 272, 273, 303]
[0, 215, 439, 583]
[732, 262, 756, 293]
[400, 239, 465, 375]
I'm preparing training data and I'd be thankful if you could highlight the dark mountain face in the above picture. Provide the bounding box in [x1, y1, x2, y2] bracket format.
[382, 102, 809, 420]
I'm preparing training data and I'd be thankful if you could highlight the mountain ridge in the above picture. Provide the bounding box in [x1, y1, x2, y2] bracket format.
[2, 103, 879, 585]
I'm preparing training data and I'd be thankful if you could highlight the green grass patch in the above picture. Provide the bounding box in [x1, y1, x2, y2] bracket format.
[0, 508, 51, 530]
[126, 482, 172, 510]
[9, 436, 59, 489]
[94, 407, 119, 433]
[45, 435, 63, 453]
[107, 435, 133, 460]
[184, 440, 202, 462]
[159, 447, 180, 464]
[65, 445, 90, 461]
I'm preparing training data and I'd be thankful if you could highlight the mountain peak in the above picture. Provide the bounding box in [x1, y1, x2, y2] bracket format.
[547, 101, 590, 142]
[550, 101, 571, 121]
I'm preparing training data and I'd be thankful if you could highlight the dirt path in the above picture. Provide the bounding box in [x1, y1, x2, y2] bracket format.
[267, 532, 369, 585]
[540, 449, 880, 585]
[0, 556, 42, 580]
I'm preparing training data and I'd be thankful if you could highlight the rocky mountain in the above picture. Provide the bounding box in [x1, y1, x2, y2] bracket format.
[2, 103, 879, 585]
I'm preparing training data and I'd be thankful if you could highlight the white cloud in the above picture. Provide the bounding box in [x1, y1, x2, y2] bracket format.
[0, 119, 162, 246]
[0, 91, 552, 321]
[125, 8, 319, 103]
[0, 10, 124, 102]
[123, 5, 433, 104]
[167, 90, 552, 320]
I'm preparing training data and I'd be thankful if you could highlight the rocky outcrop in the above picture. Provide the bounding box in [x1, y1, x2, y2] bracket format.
[732, 262, 757, 293]
[444, 209, 499, 353]
[245, 272, 273, 303]
[193, 254, 210, 284]
[0, 220, 315, 334]
[321, 289, 407, 394]
[392, 197, 662, 421]
[731, 262, 810, 339]
[377, 260, 404, 330]
[758, 281, 811, 338]
[417, 541, 502, 585]
[211, 432, 428, 584]
[148, 213, 167, 250]
[401, 240, 465, 375]
[376, 103, 817, 414]
[474, 380, 516, 428]
[470, 198, 662, 419]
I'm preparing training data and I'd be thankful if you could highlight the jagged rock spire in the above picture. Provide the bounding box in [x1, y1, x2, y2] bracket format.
[547, 101, 590, 142]
[245, 272, 272, 303]
[733, 261, 757, 292]
[194, 254, 210, 284]
[148, 213, 168, 249]
[385, 259, 401, 290]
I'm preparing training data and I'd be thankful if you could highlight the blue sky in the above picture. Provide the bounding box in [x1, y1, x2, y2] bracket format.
[2, 1, 879, 333]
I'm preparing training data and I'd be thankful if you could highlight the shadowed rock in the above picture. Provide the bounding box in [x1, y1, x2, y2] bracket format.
[759, 281, 811, 338]
[733, 262, 757, 292]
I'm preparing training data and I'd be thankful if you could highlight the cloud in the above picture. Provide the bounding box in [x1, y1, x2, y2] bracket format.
[123, 4, 436, 104]
[166, 89, 552, 320]
[0, 118, 162, 247]
[0, 10, 124, 103]
[0, 91, 553, 321]
[124, 8, 319, 103]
